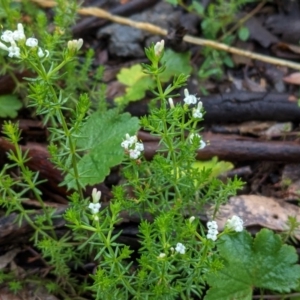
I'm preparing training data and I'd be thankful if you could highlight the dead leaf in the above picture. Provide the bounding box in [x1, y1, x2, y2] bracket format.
[281, 163, 300, 200]
[262, 122, 292, 138]
[271, 43, 300, 60]
[213, 195, 300, 239]
[246, 16, 278, 48]
[243, 69, 267, 92]
[0, 248, 20, 270]
[238, 121, 275, 136]
[283, 72, 300, 85]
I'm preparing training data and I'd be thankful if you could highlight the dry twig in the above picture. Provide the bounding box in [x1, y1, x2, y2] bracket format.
[29, 0, 300, 71]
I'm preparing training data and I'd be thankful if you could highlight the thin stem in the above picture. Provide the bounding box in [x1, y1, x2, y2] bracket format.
[27, 57, 84, 199]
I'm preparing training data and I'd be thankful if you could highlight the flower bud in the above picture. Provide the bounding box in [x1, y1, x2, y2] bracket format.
[154, 39, 164, 56]
[68, 38, 83, 51]
[189, 216, 195, 223]
[168, 98, 174, 108]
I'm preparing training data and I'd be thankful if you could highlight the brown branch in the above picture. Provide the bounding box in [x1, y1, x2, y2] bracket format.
[140, 132, 300, 163]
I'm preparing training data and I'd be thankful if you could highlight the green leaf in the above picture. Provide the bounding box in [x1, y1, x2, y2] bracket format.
[192, 157, 233, 178]
[117, 64, 146, 86]
[66, 109, 140, 188]
[115, 64, 155, 104]
[159, 49, 192, 82]
[114, 50, 192, 103]
[115, 76, 155, 104]
[238, 26, 250, 41]
[0, 95, 23, 118]
[191, 1, 204, 15]
[223, 54, 234, 68]
[165, 0, 179, 5]
[205, 229, 300, 300]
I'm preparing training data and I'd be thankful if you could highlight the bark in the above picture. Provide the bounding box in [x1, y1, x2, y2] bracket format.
[126, 91, 300, 123]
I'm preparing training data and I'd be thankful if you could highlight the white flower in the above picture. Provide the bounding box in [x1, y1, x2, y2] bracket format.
[37, 47, 49, 58]
[199, 140, 206, 149]
[207, 220, 218, 230]
[206, 232, 218, 241]
[121, 133, 137, 150]
[12, 23, 25, 41]
[158, 253, 166, 258]
[26, 37, 38, 47]
[168, 98, 174, 108]
[189, 133, 206, 150]
[226, 215, 244, 232]
[121, 133, 144, 159]
[92, 188, 101, 203]
[189, 216, 195, 223]
[88, 202, 101, 214]
[154, 39, 164, 56]
[8, 41, 20, 58]
[192, 101, 203, 118]
[68, 38, 83, 51]
[37, 47, 44, 57]
[192, 109, 203, 119]
[0, 33, 20, 58]
[207, 220, 219, 241]
[1, 30, 13, 42]
[183, 88, 198, 105]
[135, 142, 144, 152]
[175, 242, 186, 254]
[129, 149, 141, 159]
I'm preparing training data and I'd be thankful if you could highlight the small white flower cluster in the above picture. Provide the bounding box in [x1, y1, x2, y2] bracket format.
[0, 23, 49, 58]
[154, 39, 164, 57]
[157, 242, 186, 259]
[175, 242, 186, 254]
[206, 220, 218, 241]
[189, 133, 206, 150]
[121, 133, 144, 159]
[226, 215, 244, 232]
[192, 101, 203, 119]
[88, 188, 102, 215]
[183, 88, 203, 119]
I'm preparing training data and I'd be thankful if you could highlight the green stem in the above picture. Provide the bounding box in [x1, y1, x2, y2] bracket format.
[11, 140, 57, 239]
[28, 58, 84, 199]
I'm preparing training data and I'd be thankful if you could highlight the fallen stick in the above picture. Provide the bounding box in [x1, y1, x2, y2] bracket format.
[126, 91, 300, 123]
[140, 132, 300, 162]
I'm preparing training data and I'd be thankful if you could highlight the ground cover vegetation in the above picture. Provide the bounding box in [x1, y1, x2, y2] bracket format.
[0, 0, 300, 299]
